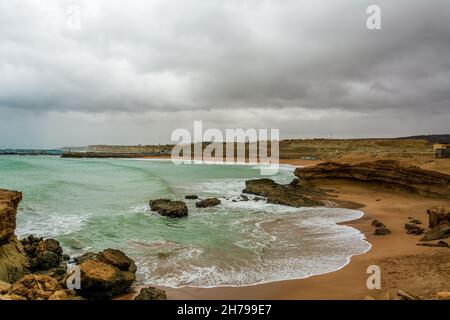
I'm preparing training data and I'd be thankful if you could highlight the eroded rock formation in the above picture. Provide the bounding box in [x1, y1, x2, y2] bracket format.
[295, 160, 450, 199]
[75, 249, 137, 299]
[243, 179, 324, 207]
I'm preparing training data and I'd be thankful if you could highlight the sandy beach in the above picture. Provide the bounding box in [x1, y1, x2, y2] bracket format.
[157, 179, 450, 300]
[130, 155, 450, 300]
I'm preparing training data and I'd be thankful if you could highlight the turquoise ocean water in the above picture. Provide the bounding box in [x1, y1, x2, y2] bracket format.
[0, 156, 370, 287]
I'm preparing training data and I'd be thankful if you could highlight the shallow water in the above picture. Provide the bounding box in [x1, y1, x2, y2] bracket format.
[0, 156, 370, 287]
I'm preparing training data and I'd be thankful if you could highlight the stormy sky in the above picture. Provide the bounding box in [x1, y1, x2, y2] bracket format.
[1, 0, 449, 148]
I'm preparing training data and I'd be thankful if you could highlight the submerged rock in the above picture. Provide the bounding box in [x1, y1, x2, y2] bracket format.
[196, 198, 221, 208]
[134, 287, 167, 300]
[416, 241, 449, 248]
[149, 199, 188, 218]
[185, 195, 199, 200]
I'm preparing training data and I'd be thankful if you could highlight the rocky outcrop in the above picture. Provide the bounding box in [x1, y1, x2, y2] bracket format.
[420, 207, 450, 242]
[426, 208, 450, 229]
[1, 274, 82, 300]
[196, 198, 221, 208]
[75, 249, 136, 299]
[0, 189, 29, 283]
[21, 236, 67, 281]
[134, 287, 167, 300]
[404, 223, 425, 235]
[0, 189, 22, 243]
[295, 160, 450, 199]
[149, 199, 188, 218]
[243, 179, 324, 207]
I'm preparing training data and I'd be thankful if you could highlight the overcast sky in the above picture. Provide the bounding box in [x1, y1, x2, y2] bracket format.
[1, 0, 449, 148]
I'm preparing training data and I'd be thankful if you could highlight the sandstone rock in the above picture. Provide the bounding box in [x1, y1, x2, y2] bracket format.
[0, 189, 22, 243]
[196, 198, 221, 208]
[98, 249, 137, 273]
[420, 226, 450, 242]
[0, 238, 29, 283]
[48, 289, 84, 300]
[436, 292, 450, 300]
[185, 195, 199, 200]
[78, 259, 135, 299]
[427, 207, 450, 229]
[149, 199, 188, 218]
[374, 226, 391, 236]
[243, 179, 324, 207]
[74, 249, 136, 299]
[404, 223, 425, 235]
[8, 274, 60, 300]
[0, 293, 26, 300]
[417, 241, 449, 248]
[371, 219, 385, 228]
[0, 280, 11, 293]
[134, 287, 167, 300]
[74, 252, 98, 265]
[295, 160, 450, 199]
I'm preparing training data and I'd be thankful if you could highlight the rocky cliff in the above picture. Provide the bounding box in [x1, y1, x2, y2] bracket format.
[0, 189, 29, 283]
[295, 160, 450, 199]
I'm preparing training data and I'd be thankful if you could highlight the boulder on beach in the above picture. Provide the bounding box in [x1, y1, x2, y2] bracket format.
[149, 199, 188, 218]
[75, 249, 136, 299]
[374, 226, 391, 236]
[196, 198, 221, 208]
[134, 287, 167, 300]
[21, 235, 67, 281]
[371, 219, 385, 228]
[404, 223, 425, 235]
[420, 207, 450, 242]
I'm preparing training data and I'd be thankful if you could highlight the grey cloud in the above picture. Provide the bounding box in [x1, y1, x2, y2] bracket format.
[0, 0, 449, 146]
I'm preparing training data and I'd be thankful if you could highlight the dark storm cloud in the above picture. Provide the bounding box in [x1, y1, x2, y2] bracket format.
[0, 0, 449, 147]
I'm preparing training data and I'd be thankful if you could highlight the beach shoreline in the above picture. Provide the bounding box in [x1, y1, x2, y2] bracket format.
[151, 179, 450, 300]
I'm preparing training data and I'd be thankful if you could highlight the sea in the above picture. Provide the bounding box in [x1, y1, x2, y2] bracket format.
[0, 155, 371, 288]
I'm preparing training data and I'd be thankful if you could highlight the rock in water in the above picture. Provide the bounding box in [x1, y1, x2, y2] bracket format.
[185, 195, 199, 200]
[134, 287, 167, 300]
[374, 226, 391, 236]
[75, 249, 136, 299]
[196, 198, 221, 208]
[149, 199, 188, 218]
